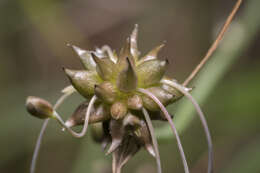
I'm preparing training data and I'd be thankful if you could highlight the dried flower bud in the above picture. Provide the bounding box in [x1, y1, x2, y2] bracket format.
[64, 68, 101, 98]
[112, 136, 140, 173]
[110, 102, 127, 120]
[92, 53, 116, 81]
[65, 102, 110, 127]
[127, 94, 143, 110]
[142, 86, 173, 111]
[26, 96, 54, 119]
[95, 82, 117, 103]
[107, 119, 125, 154]
[123, 113, 141, 131]
[135, 120, 155, 157]
[137, 59, 168, 87]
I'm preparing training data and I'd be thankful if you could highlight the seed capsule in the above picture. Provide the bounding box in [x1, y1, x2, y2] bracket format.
[64, 68, 101, 99]
[142, 86, 173, 111]
[26, 96, 54, 119]
[137, 59, 168, 87]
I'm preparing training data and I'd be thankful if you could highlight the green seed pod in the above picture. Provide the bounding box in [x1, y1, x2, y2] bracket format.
[142, 86, 173, 111]
[136, 59, 168, 87]
[64, 68, 101, 99]
[117, 57, 137, 93]
[91, 53, 116, 81]
[26, 96, 54, 119]
[70, 45, 96, 71]
[110, 102, 128, 120]
[127, 94, 143, 110]
[95, 82, 117, 104]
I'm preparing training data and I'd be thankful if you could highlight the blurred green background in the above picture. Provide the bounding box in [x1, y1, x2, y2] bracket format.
[1, 0, 260, 173]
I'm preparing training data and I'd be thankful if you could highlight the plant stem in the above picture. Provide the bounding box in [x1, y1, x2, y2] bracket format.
[142, 108, 162, 173]
[183, 0, 242, 86]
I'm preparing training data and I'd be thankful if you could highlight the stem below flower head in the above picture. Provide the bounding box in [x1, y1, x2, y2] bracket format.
[161, 79, 213, 173]
[142, 107, 162, 173]
[137, 88, 190, 173]
[53, 95, 97, 138]
[30, 89, 76, 173]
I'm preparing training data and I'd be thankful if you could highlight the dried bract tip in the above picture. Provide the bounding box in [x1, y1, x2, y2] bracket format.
[26, 96, 54, 119]
[71, 45, 96, 70]
[130, 24, 140, 60]
[140, 43, 165, 63]
[110, 102, 127, 120]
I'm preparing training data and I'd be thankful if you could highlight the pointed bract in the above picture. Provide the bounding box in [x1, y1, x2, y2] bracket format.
[118, 38, 135, 68]
[92, 53, 116, 81]
[139, 44, 165, 64]
[117, 57, 137, 93]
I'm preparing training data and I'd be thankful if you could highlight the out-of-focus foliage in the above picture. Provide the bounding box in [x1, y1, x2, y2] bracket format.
[0, 0, 259, 173]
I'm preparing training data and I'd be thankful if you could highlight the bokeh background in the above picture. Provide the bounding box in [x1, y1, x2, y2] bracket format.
[1, 0, 260, 173]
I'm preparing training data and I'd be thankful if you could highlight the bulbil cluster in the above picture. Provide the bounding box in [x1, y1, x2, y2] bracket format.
[26, 25, 189, 172]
